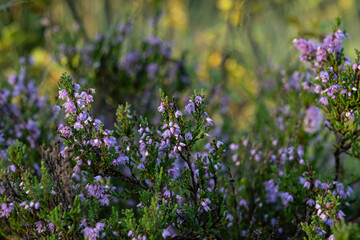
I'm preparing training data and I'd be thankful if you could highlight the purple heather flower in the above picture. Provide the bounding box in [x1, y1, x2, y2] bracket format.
[346, 186, 353, 198]
[163, 190, 171, 198]
[76, 98, 85, 107]
[78, 112, 88, 122]
[137, 163, 145, 170]
[293, 38, 315, 56]
[160, 139, 170, 149]
[204, 143, 214, 153]
[316, 46, 327, 66]
[303, 181, 311, 189]
[86, 184, 104, 199]
[204, 117, 213, 127]
[162, 229, 171, 239]
[263, 179, 279, 203]
[319, 212, 328, 222]
[226, 213, 234, 227]
[340, 89, 347, 95]
[113, 155, 129, 165]
[146, 63, 158, 79]
[287, 71, 304, 89]
[48, 222, 54, 232]
[314, 180, 321, 188]
[325, 218, 334, 226]
[175, 110, 182, 118]
[216, 141, 224, 148]
[201, 198, 211, 212]
[35, 221, 44, 233]
[8, 73, 16, 85]
[250, 149, 256, 156]
[324, 84, 341, 99]
[73, 164, 81, 174]
[304, 106, 323, 133]
[353, 63, 358, 71]
[84, 227, 99, 240]
[94, 176, 102, 182]
[321, 183, 329, 190]
[147, 35, 161, 45]
[96, 222, 105, 231]
[320, 71, 329, 83]
[319, 97, 329, 105]
[345, 111, 354, 120]
[9, 165, 15, 172]
[306, 199, 315, 206]
[281, 192, 293, 207]
[162, 129, 171, 139]
[316, 228, 326, 236]
[314, 84, 322, 93]
[337, 210, 345, 219]
[79, 219, 87, 228]
[59, 89, 68, 100]
[0, 203, 13, 218]
[99, 195, 110, 206]
[164, 226, 177, 238]
[63, 99, 76, 114]
[52, 105, 61, 117]
[93, 119, 102, 130]
[158, 103, 165, 113]
[104, 136, 116, 147]
[229, 143, 239, 151]
[59, 125, 73, 137]
[34, 202, 40, 210]
[302, 81, 310, 90]
[185, 101, 195, 114]
[74, 84, 80, 92]
[195, 96, 203, 104]
[74, 122, 83, 131]
[80, 91, 93, 103]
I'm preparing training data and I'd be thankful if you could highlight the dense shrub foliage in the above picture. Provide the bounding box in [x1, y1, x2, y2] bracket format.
[1, 8, 360, 240]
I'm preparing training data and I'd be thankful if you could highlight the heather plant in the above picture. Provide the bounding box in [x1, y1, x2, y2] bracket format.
[2, 19, 360, 240]
[0, 73, 228, 239]
[292, 19, 360, 239]
[0, 57, 52, 162]
[223, 84, 351, 239]
[53, 20, 190, 121]
[293, 18, 360, 180]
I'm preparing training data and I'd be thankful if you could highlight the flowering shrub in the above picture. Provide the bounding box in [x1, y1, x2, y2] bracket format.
[293, 19, 360, 181]
[54, 21, 190, 119]
[1, 20, 360, 240]
[0, 57, 52, 162]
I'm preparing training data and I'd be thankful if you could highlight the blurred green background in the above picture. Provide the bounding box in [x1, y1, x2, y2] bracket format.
[1, 0, 360, 131]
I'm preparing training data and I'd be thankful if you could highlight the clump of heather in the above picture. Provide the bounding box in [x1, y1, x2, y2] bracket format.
[0, 57, 52, 161]
[294, 18, 360, 180]
[0, 74, 227, 239]
[54, 20, 190, 120]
